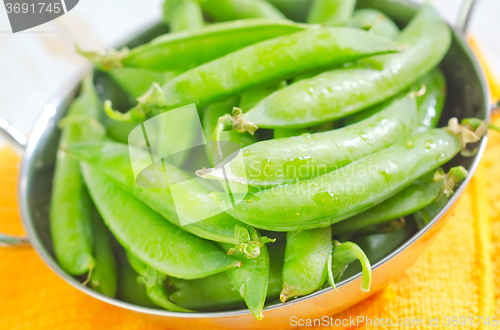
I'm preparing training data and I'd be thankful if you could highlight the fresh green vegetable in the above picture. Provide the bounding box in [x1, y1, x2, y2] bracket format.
[89, 207, 118, 297]
[126, 251, 192, 312]
[81, 163, 242, 279]
[211, 128, 465, 231]
[169, 242, 284, 310]
[203, 98, 257, 163]
[109, 69, 175, 98]
[218, 5, 450, 135]
[200, 94, 416, 187]
[116, 255, 157, 308]
[195, 0, 286, 21]
[330, 166, 468, 235]
[273, 121, 337, 139]
[106, 27, 403, 122]
[327, 241, 371, 292]
[220, 233, 270, 319]
[164, 0, 204, 32]
[307, 0, 356, 26]
[50, 74, 104, 276]
[280, 227, 332, 302]
[80, 19, 308, 72]
[414, 68, 447, 130]
[66, 141, 248, 245]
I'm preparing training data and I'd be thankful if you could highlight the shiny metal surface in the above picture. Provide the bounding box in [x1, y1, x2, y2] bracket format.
[7, 0, 492, 328]
[0, 115, 30, 246]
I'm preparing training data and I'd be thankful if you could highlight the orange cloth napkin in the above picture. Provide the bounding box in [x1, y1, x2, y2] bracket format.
[0, 37, 499, 330]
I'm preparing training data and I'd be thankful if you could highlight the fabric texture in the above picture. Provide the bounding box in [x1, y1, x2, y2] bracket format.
[0, 37, 499, 329]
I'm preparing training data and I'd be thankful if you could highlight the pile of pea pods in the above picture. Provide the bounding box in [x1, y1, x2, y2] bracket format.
[50, 0, 499, 320]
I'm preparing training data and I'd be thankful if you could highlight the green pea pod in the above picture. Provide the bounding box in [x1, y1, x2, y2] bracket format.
[81, 163, 242, 279]
[50, 74, 104, 276]
[219, 237, 270, 319]
[343, 69, 446, 130]
[66, 140, 247, 245]
[211, 128, 464, 231]
[126, 251, 192, 312]
[273, 121, 337, 139]
[280, 227, 332, 302]
[346, 9, 400, 40]
[109, 68, 176, 99]
[164, 0, 204, 32]
[223, 4, 450, 133]
[108, 27, 403, 122]
[169, 272, 246, 311]
[267, 242, 285, 298]
[195, 0, 285, 21]
[307, 0, 356, 26]
[203, 98, 257, 163]
[201, 94, 416, 188]
[239, 81, 286, 112]
[327, 240, 371, 292]
[116, 255, 157, 308]
[414, 68, 447, 130]
[89, 207, 118, 297]
[330, 166, 468, 236]
[80, 19, 307, 73]
[169, 242, 284, 311]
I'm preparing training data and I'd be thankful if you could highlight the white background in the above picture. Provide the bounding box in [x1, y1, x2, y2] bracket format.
[1, 0, 499, 144]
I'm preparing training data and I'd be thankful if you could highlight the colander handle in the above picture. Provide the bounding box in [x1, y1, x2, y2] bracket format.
[456, 0, 478, 34]
[0, 116, 30, 247]
[0, 117, 28, 149]
[456, 0, 500, 113]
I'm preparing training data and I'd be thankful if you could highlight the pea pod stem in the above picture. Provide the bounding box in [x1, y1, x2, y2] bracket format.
[463, 118, 500, 134]
[328, 241, 372, 292]
[213, 109, 257, 159]
[228, 225, 275, 259]
[104, 83, 165, 123]
[220, 233, 270, 319]
[203, 98, 257, 163]
[76, 44, 129, 71]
